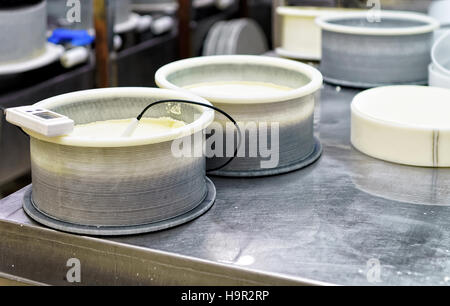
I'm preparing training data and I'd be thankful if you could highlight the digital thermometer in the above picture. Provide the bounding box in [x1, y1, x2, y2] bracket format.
[5, 106, 74, 137]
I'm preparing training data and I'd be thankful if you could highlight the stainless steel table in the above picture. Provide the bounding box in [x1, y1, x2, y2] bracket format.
[1, 83, 450, 286]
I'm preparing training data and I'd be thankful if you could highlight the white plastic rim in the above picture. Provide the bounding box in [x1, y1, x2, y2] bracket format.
[277, 6, 327, 17]
[316, 11, 439, 36]
[25, 87, 215, 147]
[431, 30, 450, 76]
[0, 43, 64, 75]
[277, 6, 360, 18]
[352, 86, 450, 167]
[155, 55, 323, 104]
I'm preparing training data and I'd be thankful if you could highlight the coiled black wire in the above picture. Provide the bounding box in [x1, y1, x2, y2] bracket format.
[137, 99, 242, 172]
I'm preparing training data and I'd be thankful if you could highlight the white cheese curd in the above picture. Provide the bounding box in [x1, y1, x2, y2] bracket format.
[72, 117, 185, 139]
[184, 81, 293, 98]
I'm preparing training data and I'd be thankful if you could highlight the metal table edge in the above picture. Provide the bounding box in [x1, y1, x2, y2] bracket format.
[0, 217, 333, 286]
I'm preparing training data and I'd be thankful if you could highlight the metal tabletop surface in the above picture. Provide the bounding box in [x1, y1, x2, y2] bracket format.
[1, 83, 450, 286]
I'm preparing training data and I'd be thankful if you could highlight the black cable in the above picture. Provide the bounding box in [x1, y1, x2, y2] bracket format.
[137, 99, 242, 173]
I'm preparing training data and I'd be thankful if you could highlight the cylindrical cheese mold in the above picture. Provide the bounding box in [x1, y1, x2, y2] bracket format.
[24, 88, 214, 229]
[156, 55, 323, 177]
[317, 11, 439, 88]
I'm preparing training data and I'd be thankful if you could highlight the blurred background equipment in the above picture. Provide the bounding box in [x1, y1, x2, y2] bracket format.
[272, 0, 439, 50]
[47, 0, 138, 33]
[275, 6, 361, 60]
[0, 1, 48, 66]
[203, 18, 268, 55]
[47, 0, 95, 30]
[0, 0, 95, 197]
[286, 0, 434, 12]
[374, 0, 434, 13]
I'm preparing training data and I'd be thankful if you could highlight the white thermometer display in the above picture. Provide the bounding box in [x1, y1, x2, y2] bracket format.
[5, 106, 74, 137]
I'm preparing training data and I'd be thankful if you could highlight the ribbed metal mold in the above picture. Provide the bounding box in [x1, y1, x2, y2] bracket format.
[24, 89, 215, 232]
[318, 13, 437, 88]
[155, 56, 323, 177]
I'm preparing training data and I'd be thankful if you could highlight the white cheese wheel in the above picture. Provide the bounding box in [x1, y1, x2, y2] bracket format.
[351, 85, 450, 167]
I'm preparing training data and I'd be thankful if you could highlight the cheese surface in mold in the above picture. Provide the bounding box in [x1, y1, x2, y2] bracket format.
[72, 117, 185, 139]
[184, 81, 293, 98]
